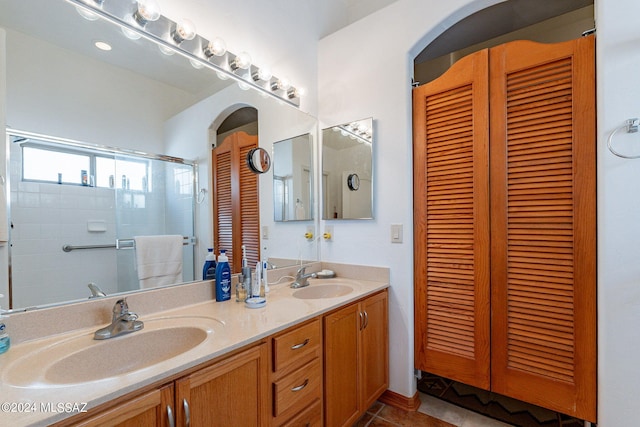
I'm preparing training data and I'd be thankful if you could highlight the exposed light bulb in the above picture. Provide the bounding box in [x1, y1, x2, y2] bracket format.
[287, 86, 305, 99]
[253, 66, 272, 82]
[230, 51, 251, 71]
[271, 77, 291, 91]
[172, 19, 197, 44]
[76, 6, 99, 21]
[204, 37, 226, 58]
[134, 0, 161, 26]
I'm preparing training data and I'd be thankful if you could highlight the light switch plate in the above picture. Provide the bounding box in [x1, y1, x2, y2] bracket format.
[391, 224, 403, 243]
[262, 226, 269, 240]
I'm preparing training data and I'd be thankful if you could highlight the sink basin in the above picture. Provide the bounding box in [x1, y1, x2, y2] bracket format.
[293, 283, 354, 299]
[4, 316, 223, 387]
[45, 326, 206, 384]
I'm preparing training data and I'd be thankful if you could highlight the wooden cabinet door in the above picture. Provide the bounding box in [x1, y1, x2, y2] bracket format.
[359, 290, 389, 410]
[324, 292, 389, 427]
[324, 302, 360, 427]
[413, 48, 492, 390]
[176, 344, 269, 427]
[72, 385, 174, 427]
[489, 37, 596, 422]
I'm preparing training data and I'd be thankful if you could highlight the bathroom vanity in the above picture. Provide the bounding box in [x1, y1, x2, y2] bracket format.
[0, 263, 389, 427]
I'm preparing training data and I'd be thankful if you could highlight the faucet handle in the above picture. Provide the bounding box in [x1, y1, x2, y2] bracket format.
[296, 266, 307, 277]
[113, 298, 129, 317]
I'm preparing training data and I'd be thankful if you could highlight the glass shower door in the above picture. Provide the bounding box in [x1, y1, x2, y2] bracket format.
[113, 155, 195, 292]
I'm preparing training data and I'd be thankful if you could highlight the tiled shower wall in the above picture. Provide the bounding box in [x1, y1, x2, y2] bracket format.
[9, 143, 194, 309]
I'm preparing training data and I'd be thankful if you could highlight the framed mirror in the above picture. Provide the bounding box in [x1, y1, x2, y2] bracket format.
[321, 118, 373, 220]
[273, 133, 313, 222]
[0, 0, 318, 310]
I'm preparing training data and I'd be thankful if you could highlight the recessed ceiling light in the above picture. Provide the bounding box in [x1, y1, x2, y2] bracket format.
[94, 41, 112, 51]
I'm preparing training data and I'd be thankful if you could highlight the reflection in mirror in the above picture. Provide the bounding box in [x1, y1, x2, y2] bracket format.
[0, 0, 319, 311]
[273, 134, 313, 222]
[247, 148, 272, 174]
[8, 132, 195, 309]
[322, 118, 374, 220]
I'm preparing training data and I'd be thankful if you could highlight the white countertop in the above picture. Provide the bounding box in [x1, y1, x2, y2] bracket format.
[0, 276, 388, 426]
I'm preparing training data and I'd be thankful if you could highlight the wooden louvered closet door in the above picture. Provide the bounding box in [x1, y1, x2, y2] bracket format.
[413, 48, 491, 390]
[414, 36, 595, 422]
[489, 37, 596, 422]
[212, 131, 260, 273]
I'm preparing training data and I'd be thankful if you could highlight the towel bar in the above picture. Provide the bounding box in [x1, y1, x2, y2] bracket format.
[62, 236, 196, 252]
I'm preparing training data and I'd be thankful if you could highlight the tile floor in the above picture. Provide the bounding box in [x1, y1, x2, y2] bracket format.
[354, 392, 513, 426]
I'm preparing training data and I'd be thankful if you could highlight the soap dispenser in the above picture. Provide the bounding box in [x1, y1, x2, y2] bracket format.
[0, 294, 9, 354]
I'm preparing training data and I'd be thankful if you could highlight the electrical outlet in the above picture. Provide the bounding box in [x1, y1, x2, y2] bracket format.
[391, 224, 403, 243]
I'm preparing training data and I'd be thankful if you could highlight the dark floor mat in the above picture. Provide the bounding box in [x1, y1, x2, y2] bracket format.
[417, 372, 592, 427]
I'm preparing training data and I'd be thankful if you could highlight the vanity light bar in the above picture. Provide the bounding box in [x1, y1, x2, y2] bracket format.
[66, 0, 301, 107]
[334, 124, 372, 144]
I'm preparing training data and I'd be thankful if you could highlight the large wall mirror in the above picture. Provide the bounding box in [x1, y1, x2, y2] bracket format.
[322, 118, 373, 220]
[0, 0, 318, 310]
[273, 134, 313, 222]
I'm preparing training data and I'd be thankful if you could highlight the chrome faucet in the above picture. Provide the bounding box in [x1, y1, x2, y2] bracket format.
[290, 266, 317, 289]
[88, 282, 107, 298]
[94, 298, 144, 340]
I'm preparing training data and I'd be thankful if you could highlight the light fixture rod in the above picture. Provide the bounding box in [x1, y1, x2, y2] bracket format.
[64, 0, 300, 107]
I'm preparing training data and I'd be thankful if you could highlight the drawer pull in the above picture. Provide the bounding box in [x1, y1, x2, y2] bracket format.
[167, 405, 175, 427]
[291, 338, 310, 350]
[183, 398, 191, 427]
[291, 379, 309, 392]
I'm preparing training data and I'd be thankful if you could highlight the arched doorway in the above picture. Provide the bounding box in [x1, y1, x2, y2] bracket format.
[211, 107, 260, 273]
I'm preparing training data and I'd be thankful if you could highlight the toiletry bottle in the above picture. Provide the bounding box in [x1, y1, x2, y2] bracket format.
[215, 250, 231, 301]
[202, 248, 217, 281]
[240, 245, 251, 300]
[0, 294, 9, 355]
[236, 274, 247, 302]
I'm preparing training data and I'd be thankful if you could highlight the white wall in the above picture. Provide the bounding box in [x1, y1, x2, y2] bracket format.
[595, 1, 640, 425]
[319, 1, 640, 426]
[164, 85, 319, 275]
[5, 29, 194, 153]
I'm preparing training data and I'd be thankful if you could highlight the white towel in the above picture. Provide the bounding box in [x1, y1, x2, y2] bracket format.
[134, 235, 183, 289]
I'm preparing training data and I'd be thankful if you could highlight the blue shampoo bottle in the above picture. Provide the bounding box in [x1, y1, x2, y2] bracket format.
[215, 250, 231, 301]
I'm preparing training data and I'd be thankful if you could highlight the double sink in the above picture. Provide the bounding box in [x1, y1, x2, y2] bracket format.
[3, 279, 356, 387]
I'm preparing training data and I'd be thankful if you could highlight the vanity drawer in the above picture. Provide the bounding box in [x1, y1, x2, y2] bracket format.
[273, 358, 321, 419]
[272, 319, 320, 373]
[280, 399, 322, 427]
